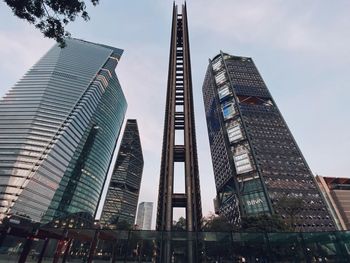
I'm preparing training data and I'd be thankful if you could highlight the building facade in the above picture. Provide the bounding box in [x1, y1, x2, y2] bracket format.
[100, 119, 144, 227]
[0, 39, 127, 224]
[136, 202, 153, 230]
[202, 52, 335, 231]
[316, 176, 350, 230]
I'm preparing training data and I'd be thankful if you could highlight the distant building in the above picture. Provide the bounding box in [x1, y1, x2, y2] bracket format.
[136, 202, 153, 230]
[316, 176, 350, 230]
[213, 198, 220, 214]
[100, 120, 144, 227]
[0, 39, 127, 223]
[202, 52, 336, 231]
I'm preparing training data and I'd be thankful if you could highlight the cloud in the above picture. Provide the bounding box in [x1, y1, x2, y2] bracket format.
[188, 0, 350, 58]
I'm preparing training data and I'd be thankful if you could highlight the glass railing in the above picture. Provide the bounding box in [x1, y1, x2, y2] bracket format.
[0, 224, 349, 262]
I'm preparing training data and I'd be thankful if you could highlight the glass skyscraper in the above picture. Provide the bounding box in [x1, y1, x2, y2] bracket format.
[100, 119, 144, 227]
[0, 39, 127, 224]
[202, 52, 335, 231]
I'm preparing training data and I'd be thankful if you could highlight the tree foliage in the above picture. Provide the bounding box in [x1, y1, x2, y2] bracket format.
[105, 216, 132, 230]
[202, 214, 235, 232]
[114, 220, 132, 230]
[4, 0, 99, 47]
[172, 216, 186, 231]
[240, 214, 291, 232]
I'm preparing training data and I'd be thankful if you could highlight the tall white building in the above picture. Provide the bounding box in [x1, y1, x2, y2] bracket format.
[136, 202, 153, 230]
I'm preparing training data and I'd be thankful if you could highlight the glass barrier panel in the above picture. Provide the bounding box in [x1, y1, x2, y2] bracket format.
[41, 238, 59, 262]
[233, 232, 269, 262]
[267, 232, 305, 262]
[124, 231, 162, 262]
[63, 228, 96, 262]
[0, 234, 25, 262]
[1, 226, 350, 262]
[199, 231, 232, 262]
[22, 238, 46, 263]
[335, 231, 350, 258]
[302, 232, 345, 262]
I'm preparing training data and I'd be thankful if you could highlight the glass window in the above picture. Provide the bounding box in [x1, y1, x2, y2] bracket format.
[218, 85, 231, 100]
[227, 123, 243, 142]
[212, 59, 223, 72]
[233, 144, 253, 174]
[234, 153, 253, 173]
[215, 71, 227, 85]
[222, 102, 235, 120]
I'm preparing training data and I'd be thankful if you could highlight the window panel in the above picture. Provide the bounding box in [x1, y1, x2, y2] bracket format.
[218, 85, 231, 100]
[222, 102, 235, 120]
[212, 59, 223, 72]
[215, 71, 227, 85]
[227, 123, 243, 142]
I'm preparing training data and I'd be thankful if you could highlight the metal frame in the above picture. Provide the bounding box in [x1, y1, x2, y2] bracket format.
[156, 3, 202, 262]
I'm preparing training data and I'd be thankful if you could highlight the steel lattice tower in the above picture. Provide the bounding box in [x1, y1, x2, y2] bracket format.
[156, 3, 202, 233]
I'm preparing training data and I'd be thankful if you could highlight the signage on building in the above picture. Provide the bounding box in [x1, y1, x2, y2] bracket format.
[246, 198, 263, 206]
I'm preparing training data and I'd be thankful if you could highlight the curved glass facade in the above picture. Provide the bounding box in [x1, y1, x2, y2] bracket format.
[0, 39, 127, 223]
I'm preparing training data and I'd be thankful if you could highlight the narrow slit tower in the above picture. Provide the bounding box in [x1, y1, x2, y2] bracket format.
[156, 3, 202, 233]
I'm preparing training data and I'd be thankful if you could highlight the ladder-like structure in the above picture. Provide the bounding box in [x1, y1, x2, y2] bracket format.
[156, 3, 202, 261]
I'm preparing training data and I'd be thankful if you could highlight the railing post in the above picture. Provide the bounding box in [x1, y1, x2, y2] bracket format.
[229, 231, 234, 261]
[264, 232, 273, 263]
[156, 230, 163, 263]
[195, 230, 200, 262]
[18, 236, 34, 263]
[0, 226, 11, 248]
[37, 237, 49, 263]
[111, 238, 117, 263]
[53, 229, 68, 263]
[61, 238, 73, 263]
[123, 230, 131, 263]
[87, 228, 99, 263]
[19, 222, 40, 263]
[299, 232, 310, 263]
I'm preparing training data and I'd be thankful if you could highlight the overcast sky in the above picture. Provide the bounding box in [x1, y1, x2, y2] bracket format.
[0, 0, 349, 229]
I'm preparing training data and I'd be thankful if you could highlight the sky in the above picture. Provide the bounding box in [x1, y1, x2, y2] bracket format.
[0, 0, 349, 229]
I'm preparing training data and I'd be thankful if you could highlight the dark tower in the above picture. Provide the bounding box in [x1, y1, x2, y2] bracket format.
[100, 119, 144, 227]
[156, 4, 203, 259]
[156, 2, 202, 233]
[157, 4, 202, 262]
[202, 51, 336, 231]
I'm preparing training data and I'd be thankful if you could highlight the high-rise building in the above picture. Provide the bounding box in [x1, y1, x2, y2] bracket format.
[156, 2, 202, 233]
[156, 3, 202, 262]
[316, 175, 350, 230]
[202, 52, 335, 231]
[100, 119, 144, 227]
[136, 202, 153, 230]
[0, 39, 127, 224]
